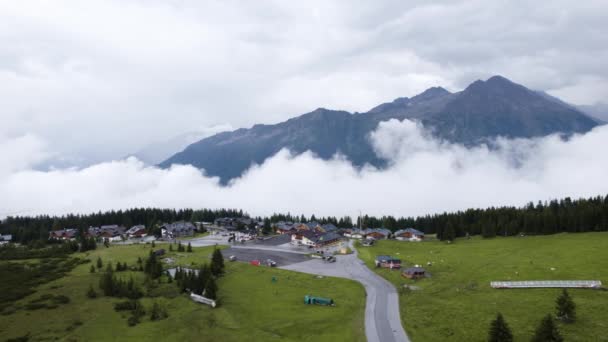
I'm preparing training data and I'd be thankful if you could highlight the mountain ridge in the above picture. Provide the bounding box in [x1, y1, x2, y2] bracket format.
[160, 76, 600, 183]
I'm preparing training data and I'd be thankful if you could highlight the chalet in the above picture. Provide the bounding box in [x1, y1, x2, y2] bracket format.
[0, 234, 12, 245]
[317, 223, 338, 233]
[214, 217, 253, 230]
[315, 232, 342, 247]
[126, 225, 147, 239]
[343, 228, 366, 239]
[291, 231, 343, 248]
[161, 221, 196, 239]
[365, 228, 391, 240]
[374, 255, 401, 269]
[274, 222, 296, 235]
[49, 228, 78, 241]
[291, 230, 317, 247]
[402, 267, 426, 279]
[394, 228, 425, 241]
[88, 225, 126, 242]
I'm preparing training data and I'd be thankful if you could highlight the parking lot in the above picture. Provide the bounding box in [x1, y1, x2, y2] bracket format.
[221, 246, 309, 267]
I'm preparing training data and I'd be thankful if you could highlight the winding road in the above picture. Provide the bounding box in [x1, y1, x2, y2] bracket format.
[281, 242, 410, 342]
[185, 234, 410, 342]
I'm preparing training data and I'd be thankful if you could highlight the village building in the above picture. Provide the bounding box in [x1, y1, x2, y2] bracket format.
[394, 228, 425, 241]
[315, 232, 342, 247]
[274, 222, 296, 235]
[291, 231, 344, 248]
[88, 225, 126, 242]
[316, 223, 338, 233]
[126, 225, 147, 239]
[0, 234, 12, 245]
[343, 228, 366, 239]
[160, 221, 196, 239]
[365, 228, 391, 240]
[291, 230, 318, 246]
[402, 266, 426, 279]
[375, 255, 402, 269]
[214, 217, 254, 230]
[49, 228, 78, 241]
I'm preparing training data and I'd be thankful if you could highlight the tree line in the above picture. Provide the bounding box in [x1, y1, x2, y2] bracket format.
[2, 194, 607, 243]
[0, 208, 246, 244]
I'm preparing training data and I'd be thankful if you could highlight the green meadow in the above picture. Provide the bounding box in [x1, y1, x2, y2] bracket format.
[357, 232, 608, 341]
[0, 244, 365, 342]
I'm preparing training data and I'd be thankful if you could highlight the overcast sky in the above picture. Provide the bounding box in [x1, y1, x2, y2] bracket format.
[1, 0, 607, 166]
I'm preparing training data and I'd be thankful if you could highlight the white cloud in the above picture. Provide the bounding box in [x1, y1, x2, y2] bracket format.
[2, 120, 607, 219]
[1, 1, 607, 166]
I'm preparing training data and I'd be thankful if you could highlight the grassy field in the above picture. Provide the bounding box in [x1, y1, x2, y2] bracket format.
[357, 232, 608, 342]
[0, 244, 365, 342]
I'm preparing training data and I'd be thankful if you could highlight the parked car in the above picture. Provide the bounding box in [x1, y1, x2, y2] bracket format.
[250, 260, 260, 266]
[229, 255, 237, 262]
[324, 256, 336, 263]
[361, 240, 375, 247]
[266, 259, 277, 267]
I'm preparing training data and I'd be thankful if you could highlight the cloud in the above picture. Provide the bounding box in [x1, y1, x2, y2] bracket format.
[2, 120, 607, 219]
[1, 1, 607, 166]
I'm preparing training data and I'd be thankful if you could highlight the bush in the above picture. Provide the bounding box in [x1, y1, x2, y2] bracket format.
[114, 300, 138, 312]
[127, 315, 139, 327]
[24, 303, 48, 311]
[150, 302, 169, 321]
[87, 285, 97, 299]
[53, 295, 70, 304]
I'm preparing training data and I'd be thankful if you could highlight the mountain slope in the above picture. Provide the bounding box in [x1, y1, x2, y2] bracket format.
[160, 75, 600, 183]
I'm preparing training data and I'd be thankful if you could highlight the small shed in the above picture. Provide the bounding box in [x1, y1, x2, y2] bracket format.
[304, 295, 334, 306]
[153, 249, 166, 256]
[375, 255, 401, 269]
[402, 267, 426, 279]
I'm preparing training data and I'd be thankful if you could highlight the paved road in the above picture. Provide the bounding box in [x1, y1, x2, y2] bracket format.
[182, 234, 410, 342]
[281, 242, 410, 342]
[220, 247, 310, 266]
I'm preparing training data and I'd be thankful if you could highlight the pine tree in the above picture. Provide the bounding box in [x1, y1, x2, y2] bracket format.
[531, 314, 563, 342]
[556, 289, 576, 323]
[87, 284, 97, 298]
[187, 243, 193, 253]
[204, 276, 218, 300]
[97, 256, 103, 269]
[444, 221, 456, 242]
[487, 313, 513, 342]
[90, 265, 96, 273]
[169, 244, 173, 252]
[210, 248, 225, 276]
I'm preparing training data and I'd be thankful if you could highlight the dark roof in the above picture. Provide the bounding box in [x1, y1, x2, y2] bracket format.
[161, 221, 196, 232]
[321, 223, 338, 232]
[404, 267, 425, 274]
[126, 225, 146, 234]
[317, 232, 341, 243]
[376, 255, 401, 263]
[395, 228, 424, 236]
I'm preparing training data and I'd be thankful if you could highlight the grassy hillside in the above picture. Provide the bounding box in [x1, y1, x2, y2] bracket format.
[357, 232, 608, 342]
[0, 244, 365, 342]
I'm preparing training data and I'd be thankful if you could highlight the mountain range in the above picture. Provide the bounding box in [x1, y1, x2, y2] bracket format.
[159, 75, 601, 183]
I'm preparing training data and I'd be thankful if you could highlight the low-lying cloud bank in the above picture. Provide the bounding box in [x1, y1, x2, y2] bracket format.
[2, 119, 608, 218]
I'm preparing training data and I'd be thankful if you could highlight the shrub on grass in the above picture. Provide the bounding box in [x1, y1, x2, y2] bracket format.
[556, 289, 576, 323]
[531, 314, 563, 342]
[487, 313, 513, 342]
[87, 285, 97, 299]
[52, 295, 70, 304]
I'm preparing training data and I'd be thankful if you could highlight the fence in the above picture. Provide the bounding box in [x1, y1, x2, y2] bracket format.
[490, 280, 602, 289]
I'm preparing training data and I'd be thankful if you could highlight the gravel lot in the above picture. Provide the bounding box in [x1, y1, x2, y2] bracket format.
[221, 247, 310, 267]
